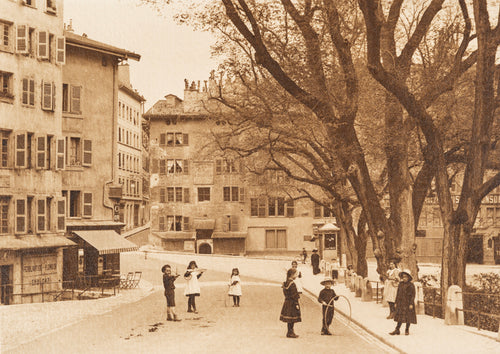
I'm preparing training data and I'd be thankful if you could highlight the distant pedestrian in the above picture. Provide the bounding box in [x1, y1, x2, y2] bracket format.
[389, 269, 417, 336]
[318, 277, 339, 335]
[384, 261, 400, 319]
[162, 264, 181, 321]
[228, 268, 242, 307]
[302, 248, 307, 264]
[311, 249, 320, 275]
[280, 268, 301, 338]
[291, 260, 303, 294]
[184, 260, 206, 314]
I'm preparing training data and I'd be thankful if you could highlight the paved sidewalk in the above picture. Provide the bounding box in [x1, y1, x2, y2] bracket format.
[146, 250, 500, 354]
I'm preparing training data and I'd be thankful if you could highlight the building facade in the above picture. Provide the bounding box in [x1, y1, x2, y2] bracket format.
[0, 0, 75, 305]
[116, 64, 147, 231]
[145, 81, 340, 259]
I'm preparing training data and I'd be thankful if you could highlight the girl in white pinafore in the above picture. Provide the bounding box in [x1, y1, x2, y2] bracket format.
[184, 260, 205, 313]
[384, 261, 400, 319]
[228, 268, 242, 307]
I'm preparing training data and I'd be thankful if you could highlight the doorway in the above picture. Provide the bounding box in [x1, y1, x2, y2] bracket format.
[198, 243, 212, 254]
[1, 265, 13, 305]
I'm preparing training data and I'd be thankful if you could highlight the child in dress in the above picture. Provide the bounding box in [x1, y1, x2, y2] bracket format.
[318, 277, 339, 335]
[228, 268, 242, 307]
[389, 269, 417, 335]
[184, 260, 205, 314]
[162, 264, 181, 321]
[280, 268, 301, 338]
[291, 260, 303, 294]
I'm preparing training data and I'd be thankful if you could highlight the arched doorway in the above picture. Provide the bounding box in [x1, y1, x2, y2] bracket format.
[198, 243, 212, 254]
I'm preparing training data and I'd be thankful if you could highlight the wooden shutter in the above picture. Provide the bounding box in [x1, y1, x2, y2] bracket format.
[231, 216, 239, 232]
[239, 188, 245, 203]
[71, 85, 81, 113]
[41, 80, 53, 110]
[22, 78, 29, 105]
[159, 159, 166, 175]
[82, 192, 92, 218]
[286, 199, 294, 217]
[82, 139, 92, 166]
[36, 135, 46, 169]
[215, 159, 222, 174]
[159, 216, 165, 231]
[38, 31, 49, 59]
[56, 198, 65, 232]
[183, 217, 190, 231]
[183, 188, 190, 203]
[183, 134, 189, 146]
[36, 198, 46, 232]
[16, 25, 28, 53]
[56, 138, 65, 170]
[183, 160, 189, 174]
[159, 188, 166, 203]
[14, 132, 27, 168]
[159, 133, 166, 147]
[29, 78, 35, 106]
[15, 198, 26, 234]
[56, 36, 65, 64]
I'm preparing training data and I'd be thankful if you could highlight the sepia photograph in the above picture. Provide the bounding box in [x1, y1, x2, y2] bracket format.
[1, 0, 499, 353]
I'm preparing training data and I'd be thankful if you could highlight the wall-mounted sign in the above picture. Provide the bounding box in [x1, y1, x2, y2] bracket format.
[22, 253, 58, 294]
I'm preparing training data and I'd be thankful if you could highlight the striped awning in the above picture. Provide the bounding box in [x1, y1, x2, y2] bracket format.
[73, 230, 138, 255]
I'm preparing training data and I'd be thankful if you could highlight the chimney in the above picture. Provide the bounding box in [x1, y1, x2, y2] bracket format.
[118, 63, 131, 86]
[65, 19, 74, 32]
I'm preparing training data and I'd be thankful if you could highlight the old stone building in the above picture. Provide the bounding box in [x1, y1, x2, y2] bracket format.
[0, 0, 75, 305]
[145, 80, 340, 259]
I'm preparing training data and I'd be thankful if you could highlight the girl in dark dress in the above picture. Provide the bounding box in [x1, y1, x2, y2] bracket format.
[389, 269, 417, 335]
[280, 268, 301, 338]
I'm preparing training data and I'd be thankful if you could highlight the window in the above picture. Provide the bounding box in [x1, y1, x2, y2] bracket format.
[313, 202, 333, 218]
[0, 71, 13, 99]
[68, 191, 80, 217]
[15, 132, 27, 168]
[38, 31, 49, 59]
[56, 36, 65, 64]
[324, 234, 336, 249]
[250, 198, 266, 217]
[45, 0, 57, 14]
[23, 0, 35, 7]
[41, 80, 54, 111]
[16, 25, 27, 54]
[265, 229, 287, 249]
[1, 131, 10, 168]
[0, 20, 13, 52]
[36, 197, 46, 232]
[82, 139, 92, 166]
[268, 197, 285, 216]
[167, 159, 189, 174]
[55, 138, 65, 170]
[82, 192, 92, 217]
[0, 197, 9, 233]
[159, 216, 165, 231]
[56, 198, 65, 231]
[215, 158, 239, 174]
[22, 78, 35, 106]
[36, 135, 46, 169]
[165, 215, 187, 231]
[15, 198, 26, 234]
[198, 187, 210, 202]
[62, 84, 81, 113]
[223, 215, 239, 232]
[67, 137, 80, 166]
[223, 186, 245, 202]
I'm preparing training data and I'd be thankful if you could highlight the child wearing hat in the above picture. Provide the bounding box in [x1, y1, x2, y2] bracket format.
[389, 269, 417, 335]
[318, 277, 339, 335]
[162, 264, 181, 321]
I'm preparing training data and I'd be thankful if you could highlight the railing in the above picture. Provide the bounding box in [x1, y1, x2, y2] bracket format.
[418, 287, 443, 319]
[458, 291, 500, 331]
[368, 280, 383, 304]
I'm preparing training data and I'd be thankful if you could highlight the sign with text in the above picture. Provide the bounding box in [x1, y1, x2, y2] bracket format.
[22, 254, 59, 294]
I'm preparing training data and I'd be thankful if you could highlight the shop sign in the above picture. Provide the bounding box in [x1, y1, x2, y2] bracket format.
[22, 254, 58, 293]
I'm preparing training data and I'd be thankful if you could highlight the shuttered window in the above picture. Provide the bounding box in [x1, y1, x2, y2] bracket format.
[15, 199, 26, 234]
[38, 31, 48, 59]
[57, 198, 65, 231]
[82, 192, 92, 218]
[16, 25, 27, 53]
[82, 139, 92, 166]
[56, 36, 65, 64]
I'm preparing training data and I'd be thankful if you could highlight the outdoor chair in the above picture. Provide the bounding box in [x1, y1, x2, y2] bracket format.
[120, 272, 134, 289]
[130, 271, 142, 288]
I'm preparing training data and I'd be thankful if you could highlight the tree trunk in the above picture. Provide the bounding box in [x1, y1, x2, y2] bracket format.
[356, 211, 369, 278]
[334, 201, 359, 271]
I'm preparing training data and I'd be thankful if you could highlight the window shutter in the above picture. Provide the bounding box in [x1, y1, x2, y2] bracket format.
[15, 198, 26, 234]
[22, 78, 29, 105]
[239, 188, 245, 203]
[183, 160, 189, 174]
[159, 188, 166, 203]
[159, 159, 166, 175]
[159, 216, 165, 231]
[151, 158, 158, 173]
[36, 198, 46, 232]
[56, 138, 65, 170]
[56, 36, 65, 64]
[222, 217, 229, 232]
[38, 31, 49, 59]
[215, 159, 222, 174]
[71, 85, 81, 113]
[231, 216, 239, 232]
[183, 188, 190, 203]
[183, 134, 189, 146]
[183, 217, 190, 231]
[36, 135, 46, 169]
[57, 198, 65, 232]
[29, 79, 35, 106]
[159, 133, 166, 147]
[286, 200, 294, 217]
[16, 25, 28, 53]
[82, 139, 92, 166]
[82, 192, 92, 218]
[15, 132, 27, 168]
[41, 80, 53, 110]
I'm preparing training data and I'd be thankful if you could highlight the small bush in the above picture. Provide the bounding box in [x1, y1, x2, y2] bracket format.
[463, 272, 500, 332]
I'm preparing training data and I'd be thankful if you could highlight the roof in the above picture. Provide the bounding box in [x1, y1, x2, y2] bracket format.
[65, 31, 141, 61]
[119, 84, 146, 102]
[0, 235, 76, 250]
[73, 230, 139, 255]
[66, 220, 125, 228]
[318, 223, 340, 232]
[151, 231, 195, 240]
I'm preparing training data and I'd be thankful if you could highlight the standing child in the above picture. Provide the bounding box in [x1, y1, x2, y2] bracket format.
[228, 268, 242, 307]
[384, 260, 400, 319]
[162, 264, 181, 321]
[291, 260, 303, 294]
[280, 268, 301, 338]
[389, 269, 417, 336]
[184, 260, 205, 314]
[318, 277, 339, 335]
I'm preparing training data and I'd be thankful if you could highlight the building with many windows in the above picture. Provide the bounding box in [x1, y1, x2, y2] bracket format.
[0, 0, 75, 305]
[145, 80, 340, 258]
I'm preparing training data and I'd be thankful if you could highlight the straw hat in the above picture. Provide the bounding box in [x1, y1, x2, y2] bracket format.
[400, 269, 413, 281]
[320, 277, 335, 286]
[312, 248, 318, 252]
